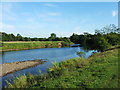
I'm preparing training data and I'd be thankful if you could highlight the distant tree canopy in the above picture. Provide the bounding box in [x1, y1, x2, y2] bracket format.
[1, 24, 120, 51]
[95, 24, 120, 35]
[70, 24, 120, 51]
[48, 33, 57, 41]
[1, 32, 71, 43]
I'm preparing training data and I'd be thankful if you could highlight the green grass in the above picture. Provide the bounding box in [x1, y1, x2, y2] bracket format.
[2, 41, 73, 51]
[5, 47, 119, 88]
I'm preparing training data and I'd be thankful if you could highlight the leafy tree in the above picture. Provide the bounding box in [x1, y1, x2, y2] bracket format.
[105, 33, 120, 45]
[24, 37, 31, 41]
[77, 51, 86, 58]
[95, 24, 119, 35]
[98, 37, 111, 51]
[48, 33, 57, 41]
[70, 33, 80, 44]
[2, 32, 9, 41]
[9, 34, 16, 41]
[16, 34, 24, 41]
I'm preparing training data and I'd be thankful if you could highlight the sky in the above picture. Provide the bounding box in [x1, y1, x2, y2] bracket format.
[0, 2, 118, 38]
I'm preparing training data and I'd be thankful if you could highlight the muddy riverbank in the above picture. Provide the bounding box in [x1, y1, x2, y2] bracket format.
[0, 59, 46, 77]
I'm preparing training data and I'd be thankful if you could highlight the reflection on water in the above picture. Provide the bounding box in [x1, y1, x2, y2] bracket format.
[1, 47, 96, 87]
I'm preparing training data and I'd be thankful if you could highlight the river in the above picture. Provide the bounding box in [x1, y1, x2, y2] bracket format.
[1, 47, 96, 88]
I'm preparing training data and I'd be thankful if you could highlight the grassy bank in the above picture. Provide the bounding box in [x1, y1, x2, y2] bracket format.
[5, 47, 119, 88]
[1, 41, 73, 51]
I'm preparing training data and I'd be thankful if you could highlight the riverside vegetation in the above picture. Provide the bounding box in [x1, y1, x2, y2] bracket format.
[2, 24, 120, 88]
[1, 24, 120, 52]
[5, 46, 119, 88]
[1, 32, 73, 51]
[2, 41, 73, 51]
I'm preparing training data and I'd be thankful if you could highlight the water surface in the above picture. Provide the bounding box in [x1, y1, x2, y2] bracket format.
[1, 47, 96, 87]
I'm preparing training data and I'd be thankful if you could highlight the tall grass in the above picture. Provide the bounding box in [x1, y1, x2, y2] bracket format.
[5, 47, 119, 88]
[2, 41, 70, 51]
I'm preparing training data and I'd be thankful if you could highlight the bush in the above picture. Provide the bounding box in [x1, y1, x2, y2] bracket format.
[76, 51, 86, 58]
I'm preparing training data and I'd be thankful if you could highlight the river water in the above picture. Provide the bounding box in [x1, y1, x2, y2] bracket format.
[1, 47, 96, 88]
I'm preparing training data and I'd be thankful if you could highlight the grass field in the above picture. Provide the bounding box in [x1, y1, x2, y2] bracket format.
[5, 47, 119, 88]
[1, 41, 73, 51]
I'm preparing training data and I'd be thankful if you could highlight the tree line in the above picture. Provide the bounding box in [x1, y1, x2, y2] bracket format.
[1, 24, 120, 51]
[70, 24, 120, 51]
[1, 32, 71, 43]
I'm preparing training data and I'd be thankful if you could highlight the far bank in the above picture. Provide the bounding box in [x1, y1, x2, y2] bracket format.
[1, 41, 74, 52]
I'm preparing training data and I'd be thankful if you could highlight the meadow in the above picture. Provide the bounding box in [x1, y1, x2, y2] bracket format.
[5, 47, 119, 88]
[1, 41, 73, 51]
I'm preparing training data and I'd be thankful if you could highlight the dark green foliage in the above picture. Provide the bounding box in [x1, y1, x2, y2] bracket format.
[1, 32, 17, 41]
[70, 33, 80, 44]
[48, 33, 57, 41]
[16, 34, 23, 41]
[1, 32, 73, 44]
[86, 36, 111, 51]
[95, 24, 119, 34]
[1, 24, 119, 52]
[76, 51, 86, 58]
[70, 24, 120, 51]
[105, 33, 120, 45]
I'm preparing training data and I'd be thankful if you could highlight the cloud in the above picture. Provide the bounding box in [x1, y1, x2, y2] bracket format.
[2, 3, 18, 21]
[53, 31, 73, 37]
[44, 18, 57, 22]
[48, 12, 61, 16]
[0, 23, 15, 32]
[26, 18, 35, 22]
[44, 3, 57, 7]
[38, 12, 61, 22]
[21, 12, 30, 16]
[39, 12, 61, 17]
[74, 26, 81, 31]
[73, 26, 90, 34]
[112, 11, 118, 17]
[2, 3, 12, 13]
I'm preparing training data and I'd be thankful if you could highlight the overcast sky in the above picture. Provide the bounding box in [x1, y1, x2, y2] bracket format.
[0, 2, 118, 38]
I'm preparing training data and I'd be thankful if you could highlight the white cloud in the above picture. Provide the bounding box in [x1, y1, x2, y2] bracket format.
[44, 3, 57, 7]
[44, 18, 57, 22]
[2, 4, 12, 12]
[2, 3, 18, 21]
[39, 12, 61, 17]
[0, 23, 15, 32]
[53, 31, 73, 37]
[112, 11, 118, 17]
[26, 18, 35, 22]
[48, 12, 61, 16]
[21, 12, 30, 16]
[73, 26, 90, 34]
[38, 12, 61, 22]
[54, 30, 82, 37]
[74, 26, 81, 31]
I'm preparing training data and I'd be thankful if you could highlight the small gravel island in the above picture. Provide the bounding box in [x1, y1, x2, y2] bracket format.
[0, 59, 46, 77]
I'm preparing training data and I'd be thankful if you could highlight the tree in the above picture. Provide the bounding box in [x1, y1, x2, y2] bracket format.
[77, 51, 86, 58]
[48, 33, 57, 41]
[24, 37, 31, 41]
[95, 37, 111, 51]
[2, 32, 9, 41]
[95, 24, 119, 35]
[16, 34, 24, 41]
[70, 33, 80, 44]
[9, 34, 16, 41]
[105, 33, 120, 45]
